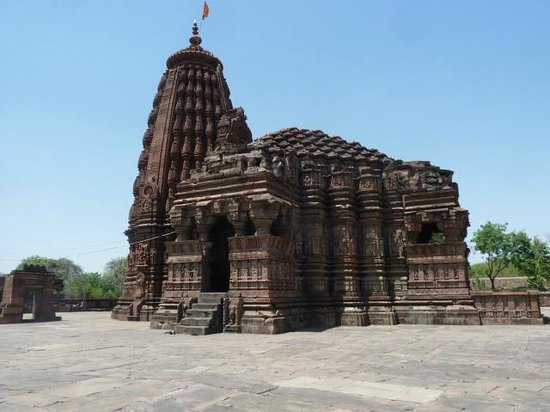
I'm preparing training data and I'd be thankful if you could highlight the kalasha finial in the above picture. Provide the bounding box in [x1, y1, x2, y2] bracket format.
[189, 20, 202, 48]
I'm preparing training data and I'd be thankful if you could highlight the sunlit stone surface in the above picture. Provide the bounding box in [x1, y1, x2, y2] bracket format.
[1, 312, 550, 411]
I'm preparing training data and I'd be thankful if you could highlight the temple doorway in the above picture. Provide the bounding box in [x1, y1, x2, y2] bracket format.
[23, 289, 38, 321]
[207, 216, 235, 292]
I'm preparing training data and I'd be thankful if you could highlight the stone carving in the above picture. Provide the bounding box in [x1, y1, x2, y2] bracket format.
[176, 297, 195, 322]
[392, 228, 407, 258]
[228, 295, 244, 326]
[135, 272, 146, 297]
[384, 171, 409, 192]
[364, 226, 382, 258]
[359, 175, 379, 192]
[334, 225, 355, 256]
[115, 23, 482, 330]
[133, 243, 150, 266]
[272, 155, 285, 178]
[222, 296, 230, 325]
[216, 107, 252, 154]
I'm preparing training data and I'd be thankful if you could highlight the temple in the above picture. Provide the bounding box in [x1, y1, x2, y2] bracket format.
[112, 23, 480, 333]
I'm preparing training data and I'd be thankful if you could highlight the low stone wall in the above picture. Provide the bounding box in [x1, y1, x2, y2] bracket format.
[538, 292, 550, 307]
[56, 299, 117, 312]
[472, 291, 543, 324]
[470, 276, 528, 290]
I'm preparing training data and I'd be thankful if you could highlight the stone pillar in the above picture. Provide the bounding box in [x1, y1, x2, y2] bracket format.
[357, 164, 395, 325]
[300, 163, 332, 317]
[328, 167, 367, 326]
[228, 210, 250, 237]
[249, 200, 278, 236]
[381, 167, 410, 302]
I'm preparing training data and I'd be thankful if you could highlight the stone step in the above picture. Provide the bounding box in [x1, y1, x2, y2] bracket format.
[158, 304, 178, 310]
[154, 310, 177, 317]
[198, 298, 226, 305]
[174, 325, 211, 336]
[224, 324, 241, 333]
[180, 317, 211, 327]
[170, 292, 226, 335]
[192, 303, 220, 310]
[187, 308, 217, 318]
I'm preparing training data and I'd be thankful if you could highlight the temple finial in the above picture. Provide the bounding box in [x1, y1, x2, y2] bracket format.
[189, 20, 202, 48]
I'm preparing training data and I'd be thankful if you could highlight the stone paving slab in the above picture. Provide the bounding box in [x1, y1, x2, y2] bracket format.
[1, 312, 550, 411]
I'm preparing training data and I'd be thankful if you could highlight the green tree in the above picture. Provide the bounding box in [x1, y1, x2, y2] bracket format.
[14, 256, 126, 300]
[86, 272, 107, 299]
[64, 273, 92, 299]
[16, 256, 85, 298]
[472, 222, 514, 291]
[511, 236, 550, 290]
[16, 256, 83, 284]
[102, 256, 127, 298]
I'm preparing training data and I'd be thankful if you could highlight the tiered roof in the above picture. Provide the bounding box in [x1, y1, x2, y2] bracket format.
[253, 127, 392, 164]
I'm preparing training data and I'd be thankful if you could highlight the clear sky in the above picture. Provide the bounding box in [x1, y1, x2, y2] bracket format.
[1, 1, 549, 273]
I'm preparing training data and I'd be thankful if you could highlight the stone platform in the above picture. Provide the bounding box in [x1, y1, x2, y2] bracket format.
[1, 312, 550, 411]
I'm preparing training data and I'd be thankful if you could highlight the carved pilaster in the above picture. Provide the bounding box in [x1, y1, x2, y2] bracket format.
[300, 161, 330, 299]
[328, 167, 362, 304]
[357, 163, 390, 301]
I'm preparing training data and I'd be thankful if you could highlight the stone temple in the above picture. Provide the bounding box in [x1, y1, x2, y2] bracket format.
[112, 24, 479, 334]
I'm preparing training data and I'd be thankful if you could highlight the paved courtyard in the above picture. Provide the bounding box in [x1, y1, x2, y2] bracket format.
[1, 312, 550, 411]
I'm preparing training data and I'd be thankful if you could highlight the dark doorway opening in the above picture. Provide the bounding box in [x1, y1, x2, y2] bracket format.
[417, 223, 445, 244]
[23, 289, 38, 321]
[207, 216, 235, 292]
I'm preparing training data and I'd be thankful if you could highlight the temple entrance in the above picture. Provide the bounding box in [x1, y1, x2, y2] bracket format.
[206, 216, 235, 292]
[23, 289, 36, 321]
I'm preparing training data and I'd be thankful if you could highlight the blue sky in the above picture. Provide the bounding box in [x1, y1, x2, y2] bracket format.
[1, 1, 549, 273]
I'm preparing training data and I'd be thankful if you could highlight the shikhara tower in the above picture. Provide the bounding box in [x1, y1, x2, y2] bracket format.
[112, 24, 479, 333]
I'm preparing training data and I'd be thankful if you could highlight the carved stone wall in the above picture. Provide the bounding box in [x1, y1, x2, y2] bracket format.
[229, 235, 296, 298]
[472, 291, 543, 324]
[116, 25, 488, 332]
[164, 240, 204, 298]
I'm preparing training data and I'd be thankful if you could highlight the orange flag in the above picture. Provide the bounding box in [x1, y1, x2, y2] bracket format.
[202, 1, 210, 20]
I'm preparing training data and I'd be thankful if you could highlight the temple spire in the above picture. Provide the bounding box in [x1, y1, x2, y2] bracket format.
[189, 20, 202, 49]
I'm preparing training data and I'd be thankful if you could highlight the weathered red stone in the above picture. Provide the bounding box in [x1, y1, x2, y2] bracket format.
[112, 24, 482, 333]
[0, 266, 63, 323]
[472, 291, 543, 325]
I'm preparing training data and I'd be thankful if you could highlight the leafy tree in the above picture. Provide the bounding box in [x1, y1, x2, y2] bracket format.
[16, 256, 83, 284]
[472, 222, 514, 291]
[102, 256, 127, 297]
[470, 262, 520, 278]
[14, 256, 126, 299]
[63, 272, 119, 300]
[511, 237, 550, 290]
[64, 273, 92, 299]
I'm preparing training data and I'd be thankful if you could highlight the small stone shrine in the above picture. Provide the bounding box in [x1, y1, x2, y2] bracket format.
[112, 24, 481, 333]
[0, 265, 63, 323]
